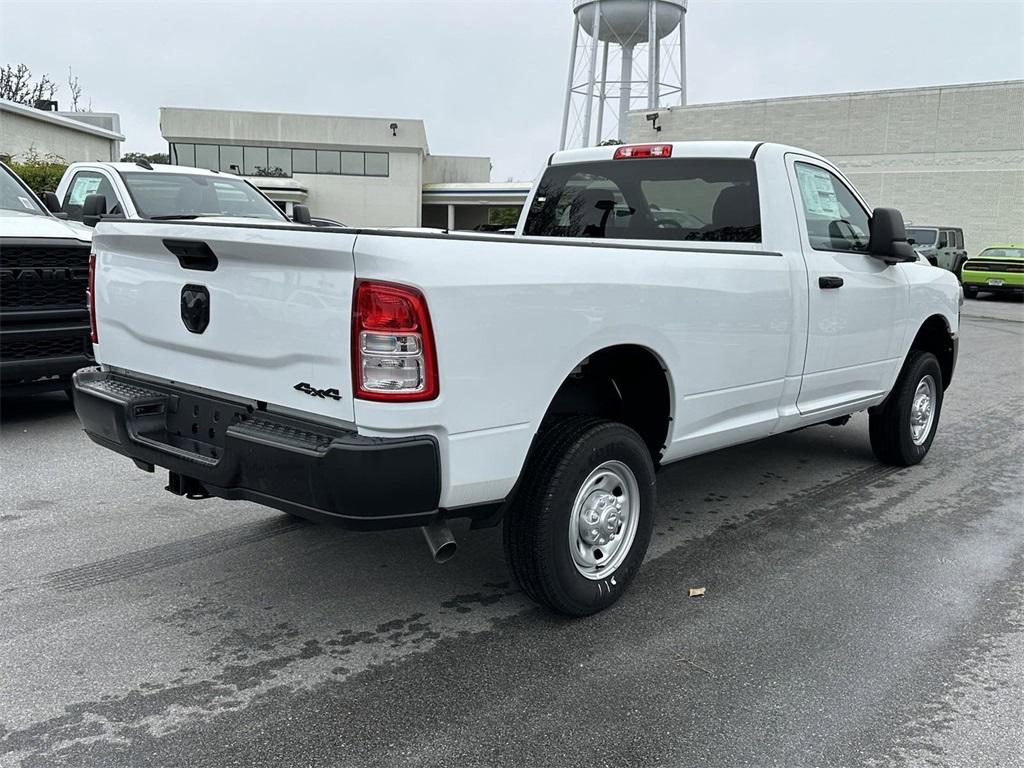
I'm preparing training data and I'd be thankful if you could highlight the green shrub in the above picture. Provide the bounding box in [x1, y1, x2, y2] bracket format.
[7, 150, 67, 197]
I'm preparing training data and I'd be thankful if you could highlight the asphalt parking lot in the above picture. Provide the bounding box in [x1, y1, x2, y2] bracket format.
[1, 296, 1021, 768]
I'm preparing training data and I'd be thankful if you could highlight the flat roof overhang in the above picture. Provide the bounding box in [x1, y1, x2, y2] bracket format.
[421, 182, 531, 207]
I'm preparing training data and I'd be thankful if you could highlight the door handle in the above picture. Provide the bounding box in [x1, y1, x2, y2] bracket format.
[819, 276, 844, 289]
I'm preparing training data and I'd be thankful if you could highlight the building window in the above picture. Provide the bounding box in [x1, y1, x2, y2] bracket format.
[267, 147, 292, 177]
[171, 143, 195, 167]
[316, 150, 341, 174]
[365, 152, 389, 177]
[341, 151, 364, 175]
[243, 146, 268, 175]
[220, 145, 243, 174]
[166, 143, 390, 178]
[293, 149, 316, 174]
[195, 144, 219, 171]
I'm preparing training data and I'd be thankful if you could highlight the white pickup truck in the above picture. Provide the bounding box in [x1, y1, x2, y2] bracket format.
[73, 141, 960, 615]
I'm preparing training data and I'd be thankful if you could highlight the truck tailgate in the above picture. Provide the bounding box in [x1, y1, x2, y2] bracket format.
[92, 222, 357, 423]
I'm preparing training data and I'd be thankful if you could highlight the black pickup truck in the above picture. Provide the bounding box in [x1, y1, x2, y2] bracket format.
[1, 162, 93, 395]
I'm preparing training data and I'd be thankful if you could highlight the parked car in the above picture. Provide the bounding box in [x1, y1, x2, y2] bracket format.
[72, 141, 960, 616]
[0, 162, 93, 395]
[960, 244, 1024, 298]
[48, 161, 305, 227]
[906, 225, 968, 276]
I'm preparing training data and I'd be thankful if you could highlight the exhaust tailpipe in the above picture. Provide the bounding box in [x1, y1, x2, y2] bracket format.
[421, 519, 457, 563]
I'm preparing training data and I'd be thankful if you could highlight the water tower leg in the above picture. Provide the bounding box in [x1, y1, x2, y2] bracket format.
[559, 16, 581, 150]
[595, 41, 609, 144]
[580, 1, 603, 147]
[617, 44, 633, 141]
[647, 1, 658, 109]
[679, 10, 687, 105]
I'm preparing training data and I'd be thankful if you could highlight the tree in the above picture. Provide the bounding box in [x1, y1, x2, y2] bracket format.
[7, 147, 67, 196]
[66, 66, 85, 112]
[121, 151, 170, 165]
[252, 165, 288, 177]
[0, 63, 57, 106]
[489, 206, 522, 228]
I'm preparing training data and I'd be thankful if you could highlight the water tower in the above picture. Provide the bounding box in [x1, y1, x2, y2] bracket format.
[559, 0, 688, 149]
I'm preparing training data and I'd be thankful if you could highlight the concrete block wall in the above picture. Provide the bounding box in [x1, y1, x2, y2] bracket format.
[627, 81, 1024, 250]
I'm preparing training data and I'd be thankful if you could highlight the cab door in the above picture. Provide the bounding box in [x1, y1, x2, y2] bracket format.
[786, 154, 910, 416]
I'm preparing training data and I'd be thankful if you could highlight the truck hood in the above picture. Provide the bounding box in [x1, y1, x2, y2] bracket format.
[0, 208, 92, 242]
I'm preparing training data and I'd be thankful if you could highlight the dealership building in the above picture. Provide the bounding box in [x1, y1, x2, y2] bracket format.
[160, 107, 528, 228]
[626, 80, 1024, 252]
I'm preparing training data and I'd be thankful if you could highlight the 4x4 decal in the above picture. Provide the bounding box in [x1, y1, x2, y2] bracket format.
[294, 382, 342, 401]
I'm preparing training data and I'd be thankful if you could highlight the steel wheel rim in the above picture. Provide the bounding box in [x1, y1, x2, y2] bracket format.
[910, 374, 936, 446]
[568, 460, 640, 580]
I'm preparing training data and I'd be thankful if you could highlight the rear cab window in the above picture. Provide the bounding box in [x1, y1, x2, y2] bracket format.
[523, 157, 760, 242]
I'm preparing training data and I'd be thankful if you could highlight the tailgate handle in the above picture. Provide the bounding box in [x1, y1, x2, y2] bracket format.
[163, 239, 219, 272]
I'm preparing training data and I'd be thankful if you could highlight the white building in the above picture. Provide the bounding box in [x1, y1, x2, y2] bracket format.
[0, 98, 123, 163]
[161, 106, 526, 228]
[626, 80, 1024, 251]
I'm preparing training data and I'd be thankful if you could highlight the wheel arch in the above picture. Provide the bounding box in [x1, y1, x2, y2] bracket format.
[909, 314, 957, 390]
[536, 343, 674, 465]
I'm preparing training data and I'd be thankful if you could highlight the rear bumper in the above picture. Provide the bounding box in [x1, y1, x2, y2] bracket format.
[961, 270, 1024, 293]
[73, 368, 442, 530]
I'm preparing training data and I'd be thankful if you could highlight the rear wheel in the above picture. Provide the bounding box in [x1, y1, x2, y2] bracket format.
[503, 417, 656, 616]
[963, 285, 978, 299]
[869, 351, 943, 466]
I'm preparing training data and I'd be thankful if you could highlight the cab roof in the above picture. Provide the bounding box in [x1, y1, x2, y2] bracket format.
[548, 141, 826, 166]
[66, 161, 225, 177]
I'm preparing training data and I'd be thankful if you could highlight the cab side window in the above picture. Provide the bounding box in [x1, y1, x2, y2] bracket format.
[794, 162, 870, 253]
[62, 171, 118, 221]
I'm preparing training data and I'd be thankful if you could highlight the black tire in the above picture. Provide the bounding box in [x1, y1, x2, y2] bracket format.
[963, 285, 978, 299]
[503, 417, 656, 616]
[869, 350, 943, 466]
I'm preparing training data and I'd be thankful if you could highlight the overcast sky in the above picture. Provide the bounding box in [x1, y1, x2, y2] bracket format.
[2, 0, 1021, 180]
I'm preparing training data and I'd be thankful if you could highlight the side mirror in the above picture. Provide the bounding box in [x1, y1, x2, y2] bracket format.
[292, 204, 311, 225]
[868, 207, 916, 264]
[82, 193, 107, 228]
[40, 190, 63, 214]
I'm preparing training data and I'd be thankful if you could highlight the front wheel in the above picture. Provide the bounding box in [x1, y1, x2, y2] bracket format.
[869, 350, 943, 466]
[503, 417, 656, 616]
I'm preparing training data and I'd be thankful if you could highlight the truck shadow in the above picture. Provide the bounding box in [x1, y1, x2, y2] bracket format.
[0, 390, 76, 428]
[98, 421, 877, 626]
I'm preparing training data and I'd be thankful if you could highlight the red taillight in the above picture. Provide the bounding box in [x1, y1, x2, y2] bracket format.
[613, 144, 673, 159]
[352, 280, 438, 402]
[87, 252, 98, 344]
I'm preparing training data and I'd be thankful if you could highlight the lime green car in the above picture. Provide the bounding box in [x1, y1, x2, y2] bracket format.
[961, 244, 1024, 298]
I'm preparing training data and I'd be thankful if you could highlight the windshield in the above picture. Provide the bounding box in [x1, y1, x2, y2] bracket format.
[524, 158, 760, 242]
[0, 165, 46, 215]
[906, 228, 938, 247]
[120, 172, 287, 221]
